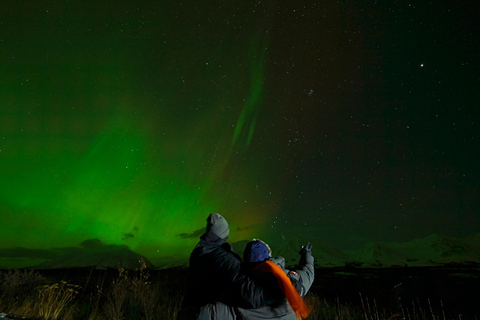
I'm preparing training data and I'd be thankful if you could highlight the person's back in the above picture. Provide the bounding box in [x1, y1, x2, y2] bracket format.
[183, 228, 245, 308]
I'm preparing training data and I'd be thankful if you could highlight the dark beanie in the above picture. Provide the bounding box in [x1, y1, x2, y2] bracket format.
[244, 240, 270, 263]
[206, 213, 229, 238]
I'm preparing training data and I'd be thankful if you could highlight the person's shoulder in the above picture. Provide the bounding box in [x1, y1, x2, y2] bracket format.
[270, 256, 286, 269]
[220, 242, 234, 252]
[211, 242, 242, 264]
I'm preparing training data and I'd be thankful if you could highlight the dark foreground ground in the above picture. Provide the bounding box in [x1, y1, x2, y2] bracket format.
[1, 265, 479, 319]
[310, 266, 480, 319]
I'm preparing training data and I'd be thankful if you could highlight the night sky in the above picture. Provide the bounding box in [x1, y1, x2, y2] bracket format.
[1, 1, 479, 267]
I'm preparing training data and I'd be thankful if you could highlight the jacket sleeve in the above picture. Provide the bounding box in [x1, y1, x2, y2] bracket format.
[295, 251, 315, 296]
[271, 255, 314, 298]
[288, 250, 315, 296]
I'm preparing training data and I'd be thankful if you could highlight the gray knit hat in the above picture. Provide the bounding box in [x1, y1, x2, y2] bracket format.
[206, 213, 229, 238]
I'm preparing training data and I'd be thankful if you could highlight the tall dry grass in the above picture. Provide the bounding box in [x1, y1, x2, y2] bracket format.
[36, 281, 81, 319]
[0, 269, 48, 318]
[304, 292, 456, 320]
[0, 262, 183, 320]
[0, 267, 469, 320]
[96, 261, 183, 320]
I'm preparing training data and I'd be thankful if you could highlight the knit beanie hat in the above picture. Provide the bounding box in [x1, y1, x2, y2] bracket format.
[244, 239, 271, 263]
[206, 213, 229, 238]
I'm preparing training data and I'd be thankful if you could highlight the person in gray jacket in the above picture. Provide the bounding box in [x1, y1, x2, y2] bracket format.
[197, 239, 315, 320]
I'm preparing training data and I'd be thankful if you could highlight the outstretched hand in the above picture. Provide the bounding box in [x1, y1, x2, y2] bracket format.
[299, 242, 312, 255]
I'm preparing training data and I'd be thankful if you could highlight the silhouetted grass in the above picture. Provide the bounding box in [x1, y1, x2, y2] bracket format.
[0, 266, 473, 320]
[0, 262, 183, 320]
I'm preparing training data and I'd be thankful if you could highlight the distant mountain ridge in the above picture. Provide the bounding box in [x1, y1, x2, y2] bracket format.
[33, 244, 154, 270]
[0, 239, 153, 270]
[1, 234, 478, 269]
[74, 233, 480, 269]
[271, 233, 480, 268]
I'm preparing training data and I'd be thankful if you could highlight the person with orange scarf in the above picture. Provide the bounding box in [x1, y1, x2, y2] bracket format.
[197, 239, 315, 319]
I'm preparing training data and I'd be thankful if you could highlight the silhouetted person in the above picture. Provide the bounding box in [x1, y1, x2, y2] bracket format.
[178, 213, 272, 320]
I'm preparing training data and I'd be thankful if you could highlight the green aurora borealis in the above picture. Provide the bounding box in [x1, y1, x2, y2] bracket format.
[1, 2, 281, 266]
[1, 1, 479, 267]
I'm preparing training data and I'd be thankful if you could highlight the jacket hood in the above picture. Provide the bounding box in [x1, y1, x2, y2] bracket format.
[195, 230, 229, 256]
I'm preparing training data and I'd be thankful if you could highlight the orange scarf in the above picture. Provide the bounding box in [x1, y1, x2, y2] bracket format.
[253, 260, 311, 319]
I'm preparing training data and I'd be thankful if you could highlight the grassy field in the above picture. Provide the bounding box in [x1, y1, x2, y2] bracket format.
[0, 263, 182, 320]
[0, 265, 474, 320]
